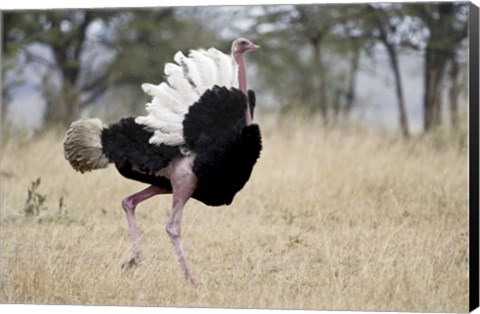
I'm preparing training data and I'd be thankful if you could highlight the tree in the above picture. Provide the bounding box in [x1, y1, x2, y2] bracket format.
[3, 10, 118, 126]
[3, 8, 219, 127]
[407, 2, 468, 132]
[246, 4, 368, 125]
[295, 5, 332, 123]
[366, 4, 410, 138]
[2, 12, 29, 124]
[102, 7, 217, 116]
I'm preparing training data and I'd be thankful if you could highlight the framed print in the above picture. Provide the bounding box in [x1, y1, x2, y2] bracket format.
[1, 1, 479, 313]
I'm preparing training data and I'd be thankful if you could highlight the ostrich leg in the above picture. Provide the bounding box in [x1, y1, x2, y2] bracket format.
[122, 185, 170, 267]
[166, 155, 198, 285]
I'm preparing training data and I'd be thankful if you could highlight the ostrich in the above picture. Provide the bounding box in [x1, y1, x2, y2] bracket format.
[63, 38, 261, 285]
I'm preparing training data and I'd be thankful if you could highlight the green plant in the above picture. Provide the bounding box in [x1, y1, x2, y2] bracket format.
[22, 178, 83, 225]
[23, 177, 47, 217]
[54, 197, 79, 225]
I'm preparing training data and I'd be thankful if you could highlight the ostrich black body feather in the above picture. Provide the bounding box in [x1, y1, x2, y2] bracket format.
[101, 87, 262, 206]
[101, 118, 179, 190]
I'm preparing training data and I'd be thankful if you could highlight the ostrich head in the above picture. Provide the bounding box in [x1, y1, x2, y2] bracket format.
[231, 37, 260, 54]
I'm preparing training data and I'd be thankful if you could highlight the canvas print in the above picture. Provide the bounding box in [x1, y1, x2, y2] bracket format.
[1, 2, 478, 312]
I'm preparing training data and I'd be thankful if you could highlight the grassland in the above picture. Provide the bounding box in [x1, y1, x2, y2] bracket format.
[0, 114, 469, 312]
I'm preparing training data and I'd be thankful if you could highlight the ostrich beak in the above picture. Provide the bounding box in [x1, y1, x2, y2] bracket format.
[246, 42, 260, 52]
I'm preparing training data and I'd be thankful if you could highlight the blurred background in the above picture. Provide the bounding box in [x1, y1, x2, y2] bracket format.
[1, 2, 470, 137]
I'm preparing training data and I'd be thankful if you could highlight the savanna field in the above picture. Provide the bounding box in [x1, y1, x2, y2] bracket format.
[0, 114, 470, 312]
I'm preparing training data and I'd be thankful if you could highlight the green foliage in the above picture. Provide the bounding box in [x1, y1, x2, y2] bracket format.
[3, 7, 219, 125]
[53, 197, 82, 225]
[243, 4, 371, 119]
[104, 8, 218, 114]
[3, 10, 120, 126]
[22, 177, 83, 225]
[23, 177, 47, 217]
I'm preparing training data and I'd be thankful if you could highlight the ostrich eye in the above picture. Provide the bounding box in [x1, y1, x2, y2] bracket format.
[240, 40, 248, 45]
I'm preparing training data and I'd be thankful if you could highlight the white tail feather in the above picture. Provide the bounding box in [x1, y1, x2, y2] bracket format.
[150, 129, 185, 146]
[135, 44, 239, 146]
[136, 116, 183, 134]
[207, 48, 235, 88]
[174, 51, 202, 95]
[141, 83, 186, 115]
[189, 49, 217, 88]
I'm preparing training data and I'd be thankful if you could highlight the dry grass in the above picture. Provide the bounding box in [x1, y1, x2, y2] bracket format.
[0, 115, 469, 312]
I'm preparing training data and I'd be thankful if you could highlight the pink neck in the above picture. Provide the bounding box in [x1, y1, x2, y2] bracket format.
[234, 51, 252, 125]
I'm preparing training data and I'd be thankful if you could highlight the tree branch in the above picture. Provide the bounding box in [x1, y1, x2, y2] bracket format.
[21, 46, 56, 69]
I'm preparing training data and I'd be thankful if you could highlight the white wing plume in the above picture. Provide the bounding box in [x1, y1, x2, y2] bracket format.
[135, 46, 238, 146]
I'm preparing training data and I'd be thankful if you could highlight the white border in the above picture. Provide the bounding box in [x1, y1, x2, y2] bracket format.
[0, 1, 478, 314]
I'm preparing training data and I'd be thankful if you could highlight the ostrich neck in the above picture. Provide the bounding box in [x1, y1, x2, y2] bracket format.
[233, 52, 252, 125]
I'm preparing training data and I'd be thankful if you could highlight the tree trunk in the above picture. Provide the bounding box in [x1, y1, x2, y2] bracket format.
[449, 57, 461, 129]
[368, 5, 410, 138]
[62, 81, 81, 123]
[43, 76, 81, 127]
[344, 44, 360, 119]
[423, 47, 449, 132]
[386, 45, 410, 138]
[418, 2, 467, 133]
[332, 87, 342, 123]
[43, 12, 91, 127]
[312, 37, 328, 126]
